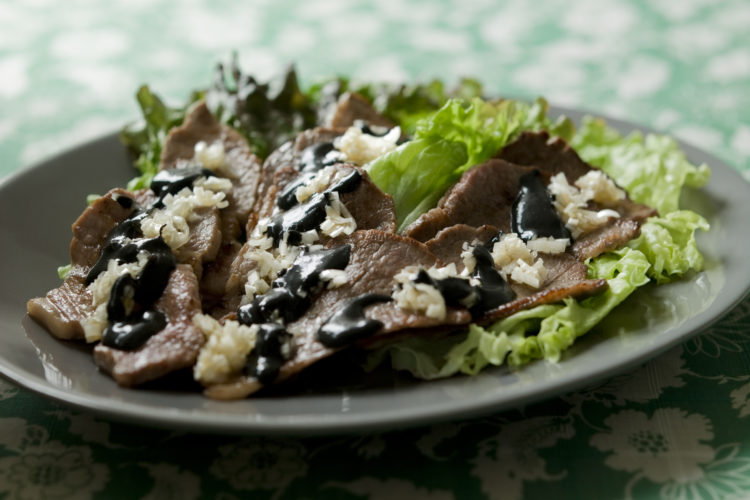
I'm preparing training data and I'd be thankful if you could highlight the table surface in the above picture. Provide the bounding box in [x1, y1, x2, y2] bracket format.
[2, 0, 750, 498]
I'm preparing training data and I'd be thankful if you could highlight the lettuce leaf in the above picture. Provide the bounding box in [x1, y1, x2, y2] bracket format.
[368, 110, 710, 379]
[308, 76, 485, 135]
[367, 97, 572, 230]
[369, 248, 650, 378]
[366, 137, 469, 231]
[119, 85, 195, 191]
[627, 211, 709, 284]
[207, 58, 317, 159]
[571, 117, 710, 214]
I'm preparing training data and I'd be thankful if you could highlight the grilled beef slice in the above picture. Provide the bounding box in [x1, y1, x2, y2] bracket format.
[93, 264, 204, 386]
[223, 163, 397, 307]
[160, 101, 263, 243]
[403, 159, 538, 242]
[250, 127, 345, 233]
[497, 131, 592, 182]
[497, 131, 657, 259]
[424, 224, 500, 263]
[405, 132, 656, 261]
[205, 229, 472, 399]
[422, 223, 607, 322]
[326, 92, 394, 129]
[27, 189, 138, 340]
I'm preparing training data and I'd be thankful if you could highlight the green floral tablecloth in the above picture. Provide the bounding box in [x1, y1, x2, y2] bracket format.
[2, 0, 750, 498]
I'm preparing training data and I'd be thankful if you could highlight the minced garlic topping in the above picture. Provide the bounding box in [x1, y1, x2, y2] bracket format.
[488, 233, 550, 289]
[194, 140, 227, 171]
[393, 263, 471, 320]
[320, 192, 357, 239]
[393, 282, 446, 320]
[241, 228, 308, 302]
[193, 314, 258, 385]
[294, 167, 336, 204]
[548, 171, 626, 238]
[140, 177, 232, 250]
[242, 186, 358, 304]
[80, 252, 150, 343]
[334, 126, 401, 165]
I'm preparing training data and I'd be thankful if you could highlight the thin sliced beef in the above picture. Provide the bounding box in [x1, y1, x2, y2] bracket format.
[478, 278, 607, 324]
[172, 205, 222, 280]
[204, 229, 472, 399]
[338, 165, 397, 234]
[224, 163, 397, 307]
[252, 162, 396, 234]
[404, 159, 536, 242]
[160, 101, 263, 242]
[199, 241, 242, 314]
[498, 131, 656, 223]
[253, 127, 345, 221]
[425, 224, 499, 263]
[422, 222, 608, 321]
[28, 182, 217, 349]
[571, 218, 640, 261]
[27, 267, 94, 341]
[326, 92, 394, 129]
[93, 264, 204, 386]
[497, 131, 656, 260]
[250, 165, 301, 229]
[497, 131, 592, 182]
[27, 189, 139, 340]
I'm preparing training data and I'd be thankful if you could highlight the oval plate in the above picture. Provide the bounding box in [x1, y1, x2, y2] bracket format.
[1, 108, 749, 435]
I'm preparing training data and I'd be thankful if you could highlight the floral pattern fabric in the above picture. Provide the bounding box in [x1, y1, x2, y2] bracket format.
[1, 0, 750, 498]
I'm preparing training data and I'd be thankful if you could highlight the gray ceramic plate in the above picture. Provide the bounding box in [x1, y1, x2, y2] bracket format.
[2, 108, 749, 435]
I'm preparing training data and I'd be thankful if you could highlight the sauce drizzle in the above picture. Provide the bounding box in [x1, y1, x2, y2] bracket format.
[511, 169, 570, 241]
[89, 168, 215, 350]
[298, 142, 337, 172]
[318, 293, 392, 348]
[237, 245, 352, 384]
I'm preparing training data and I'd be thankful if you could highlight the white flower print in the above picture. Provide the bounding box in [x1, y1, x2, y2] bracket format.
[470, 416, 574, 500]
[322, 477, 454, 500]
[686, 300, 750, 358]
[686, 328, 750, 358]
[415, 423, 463, 460]
[210, 438, 307, 493]
[590, 408, 714, 484]
[0, 418, 48, 453]
[0, 442, 108, 500]
[566, 346, 687, 407]
[353, 435, 386, 459]
[0, 379, 18, 401]
[730, 383, 750, 418]
[46, 410, 124, 449]
[140, 463, 201, 500]
[633, 443, 750, 500]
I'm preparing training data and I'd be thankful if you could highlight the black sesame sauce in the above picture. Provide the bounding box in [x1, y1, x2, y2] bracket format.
[267, 170, 363, 246]
[355, 120, 390, 137]
[277, 169, 362, 211]
[405, 242, 516, 319]
[299, 142, 337, 173]
[409, 169, 572, 317]
[317, 293, 392, 348]
[238, 158, 372, 385]
[355, 119, 408, 144]
[244, 323, 291, 385]
[414, 270, 478, 309]
[511, 169, 570, 242]
[469, 245, 516, 314]
[89, 167, 215, 350]
[238, 246, 351, 325]
[238, 246, 352, 383]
